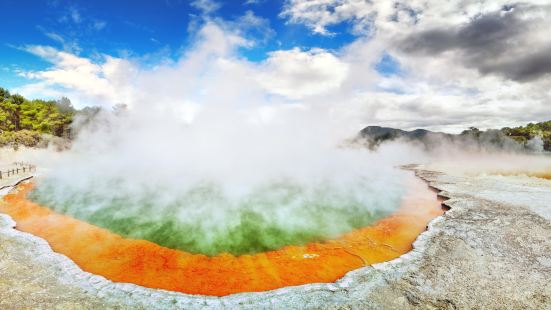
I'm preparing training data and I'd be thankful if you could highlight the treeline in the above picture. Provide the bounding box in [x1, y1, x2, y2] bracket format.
[2, 85, 551, 152]
[0, 87, 75, 148]
[360, 122, 551, 153]
[502, 121, 551, 151]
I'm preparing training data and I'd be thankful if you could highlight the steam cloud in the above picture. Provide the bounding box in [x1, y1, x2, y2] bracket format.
[19, 23, 429, 256]
[29, 103, 424, 255]
[9, 22, 551, 256]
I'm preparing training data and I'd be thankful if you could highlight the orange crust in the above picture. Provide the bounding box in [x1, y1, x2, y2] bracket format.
[0, 177, 443, 296]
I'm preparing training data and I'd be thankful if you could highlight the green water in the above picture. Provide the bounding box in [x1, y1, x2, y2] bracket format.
[29, 179, 401, 256]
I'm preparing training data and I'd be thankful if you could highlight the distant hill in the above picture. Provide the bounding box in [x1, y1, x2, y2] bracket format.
[359, 126, 437, 142]
[502, 121, 551, 151]
[358, 122, 550, 152]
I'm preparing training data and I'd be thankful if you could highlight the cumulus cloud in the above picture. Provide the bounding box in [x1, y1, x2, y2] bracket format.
[219, 10, 275, 46]
[17, 45, 135, 107]
[281, 0, 551, 129]
[14, 0, 551, 132]
[281, 0, 375, 35]
[256, 48, 349, 99]
[282, 1, 551, 81]
[396, 4, 551, 81]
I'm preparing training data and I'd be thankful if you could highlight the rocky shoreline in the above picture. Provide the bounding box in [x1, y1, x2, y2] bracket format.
[1, 167, 550, 309]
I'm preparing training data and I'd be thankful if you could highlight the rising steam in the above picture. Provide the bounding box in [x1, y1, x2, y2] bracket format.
[28, 98, 426, 255]
[12, 22, 551, 256]
[21, 23, 428, 256]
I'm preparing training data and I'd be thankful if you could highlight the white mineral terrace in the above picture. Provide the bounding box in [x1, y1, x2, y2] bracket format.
[0, 164, 550, 309]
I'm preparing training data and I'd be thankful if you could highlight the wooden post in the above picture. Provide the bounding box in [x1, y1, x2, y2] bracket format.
[0, 171, 2, 179]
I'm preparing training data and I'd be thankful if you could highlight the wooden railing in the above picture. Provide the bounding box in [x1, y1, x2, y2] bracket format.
[0, 162, 36, 179]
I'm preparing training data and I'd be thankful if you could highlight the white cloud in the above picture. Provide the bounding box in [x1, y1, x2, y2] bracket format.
[92, 20, 107, 31]
[42, 31, 64, 44]
[41, 30, 81, 53]
[280, 0, 551, 37]
[58, 6, 82, 24]
[225, 10, 275, 46]
[69, 7, 82, 23]
[15, 2, 551, 132]
[23, 45, 59, 60]
[190, 0, 221, 15]
[281, 0, 375, 35]
[257, 48, 349, 99]
[19, 45, 134, 107]
[279, 0, 551, 130]
[57, 5, 107, 33]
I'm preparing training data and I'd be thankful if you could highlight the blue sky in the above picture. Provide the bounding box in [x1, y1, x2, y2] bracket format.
[1, 0, 547, 131]
[0, 0, 368, 90]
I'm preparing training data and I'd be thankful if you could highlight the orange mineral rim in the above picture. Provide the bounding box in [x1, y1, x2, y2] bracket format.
[0, 175, 444, 296]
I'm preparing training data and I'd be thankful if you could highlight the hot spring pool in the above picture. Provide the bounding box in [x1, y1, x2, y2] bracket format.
[28, 177, 402, 256]
[1, 171, 444, 296]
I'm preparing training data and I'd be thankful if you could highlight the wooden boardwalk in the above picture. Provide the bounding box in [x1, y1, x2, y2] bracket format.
[0, 162, 35, 189]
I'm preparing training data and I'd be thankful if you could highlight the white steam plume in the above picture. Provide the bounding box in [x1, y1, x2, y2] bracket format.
[9, 21, 551, 256]
[20, 22, 427, 256]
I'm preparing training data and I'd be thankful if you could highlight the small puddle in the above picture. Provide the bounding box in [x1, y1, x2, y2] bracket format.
[0, 173, 444, 296]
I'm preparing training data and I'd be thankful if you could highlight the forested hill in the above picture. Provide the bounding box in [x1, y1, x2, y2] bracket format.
[0, 87, 75, 148]
[360, 122, 551, 152]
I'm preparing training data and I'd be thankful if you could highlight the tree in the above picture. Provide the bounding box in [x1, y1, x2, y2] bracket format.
[112, 103, 128, 115]
[55, 97, 75, 114]
[0, 87, 10, 102]
[9, 94, 25, 131]
[461, 126, 481, 137]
